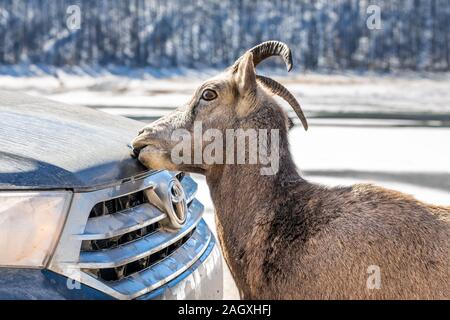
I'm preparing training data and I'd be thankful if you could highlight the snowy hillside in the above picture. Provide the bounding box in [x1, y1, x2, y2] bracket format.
[0, 0, 449, 72]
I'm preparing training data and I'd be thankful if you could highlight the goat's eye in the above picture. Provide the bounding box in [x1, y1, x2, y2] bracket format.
[201, 89, 217, 101]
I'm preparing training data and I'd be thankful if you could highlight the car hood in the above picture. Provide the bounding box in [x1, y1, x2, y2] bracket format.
[0, 90, 151, 191]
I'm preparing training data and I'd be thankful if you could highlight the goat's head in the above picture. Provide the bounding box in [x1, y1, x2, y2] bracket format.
[131, 41, 308, 174]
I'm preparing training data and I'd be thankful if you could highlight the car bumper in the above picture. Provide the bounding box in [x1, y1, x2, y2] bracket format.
[138, 235, 223, 300]
[0, 236, 222, 300]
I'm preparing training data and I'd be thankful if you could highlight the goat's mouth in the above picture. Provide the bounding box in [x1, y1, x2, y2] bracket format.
[131, 142, 161, 158]
[133, 139, 170, 161]
[131, 143, 149, 158]
[131, 134, 157, 157]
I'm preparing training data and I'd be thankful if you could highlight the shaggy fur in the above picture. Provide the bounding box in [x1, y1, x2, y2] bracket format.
[132, 48, 450, 299]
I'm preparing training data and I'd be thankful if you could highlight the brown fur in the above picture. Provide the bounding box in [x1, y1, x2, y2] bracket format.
[132, 50, 450, 299]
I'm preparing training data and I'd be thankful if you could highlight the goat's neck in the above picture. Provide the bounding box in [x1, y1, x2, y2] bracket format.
[205, 148, 304, 296]
[206, 155, 301, 211]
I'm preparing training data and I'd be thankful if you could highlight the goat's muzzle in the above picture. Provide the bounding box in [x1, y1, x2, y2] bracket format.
[131, 132, 151, 157]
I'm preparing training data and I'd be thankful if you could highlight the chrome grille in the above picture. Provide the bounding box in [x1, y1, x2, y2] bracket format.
[88, 191, 146, 218]
[48, 170, 211, 300]
[86, 229, 196, 281]
[81, 191, 162, 251]
[81, 222, 160, 251]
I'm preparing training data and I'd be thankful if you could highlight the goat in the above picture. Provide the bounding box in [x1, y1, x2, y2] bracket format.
[132, 41, 450, 299]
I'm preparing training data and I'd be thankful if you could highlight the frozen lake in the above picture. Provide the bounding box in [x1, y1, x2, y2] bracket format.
[2, 71, 450, 125]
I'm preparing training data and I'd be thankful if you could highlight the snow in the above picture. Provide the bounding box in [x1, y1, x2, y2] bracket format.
[291, 126, 450, 174]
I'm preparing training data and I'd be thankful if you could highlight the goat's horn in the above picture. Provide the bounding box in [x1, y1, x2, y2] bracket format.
[256, 75, 308, 131]
[233, 41, 293, 72]
[250, 40, 293, 71]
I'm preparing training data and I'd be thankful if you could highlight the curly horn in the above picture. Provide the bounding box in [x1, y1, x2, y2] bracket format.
[232, 40, 293, 72]
[256, 75, 308, 131]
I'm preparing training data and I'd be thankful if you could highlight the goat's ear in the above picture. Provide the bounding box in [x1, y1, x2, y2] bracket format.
[234, 52, 257, 97]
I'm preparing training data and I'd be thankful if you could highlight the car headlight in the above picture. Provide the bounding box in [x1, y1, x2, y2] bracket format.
[0, 191, 72, 268]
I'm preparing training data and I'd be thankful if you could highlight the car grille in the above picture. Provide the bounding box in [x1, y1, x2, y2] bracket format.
[89, 191, 147, 218]
[80, 182, 197, 281]
[48, 170, 211, 300]
[80, 190, 158, 252]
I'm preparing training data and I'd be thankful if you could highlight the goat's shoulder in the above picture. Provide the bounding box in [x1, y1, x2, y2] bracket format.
[269, 181, 449, 246]
[265, 180, 450, 260]
[320, 183, 450, 249]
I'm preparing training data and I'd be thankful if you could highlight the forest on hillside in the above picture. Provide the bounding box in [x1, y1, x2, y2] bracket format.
[0, 0, 449, 71]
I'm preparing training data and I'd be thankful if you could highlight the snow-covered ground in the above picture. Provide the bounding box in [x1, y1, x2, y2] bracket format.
[2, 71, 449, 299]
